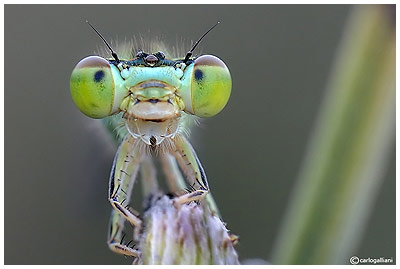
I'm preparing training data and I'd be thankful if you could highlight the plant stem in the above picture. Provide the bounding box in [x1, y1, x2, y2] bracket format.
[271, 5, 395, 264]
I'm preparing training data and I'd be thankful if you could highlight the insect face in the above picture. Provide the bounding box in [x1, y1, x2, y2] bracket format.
[70, 52, 231, 146]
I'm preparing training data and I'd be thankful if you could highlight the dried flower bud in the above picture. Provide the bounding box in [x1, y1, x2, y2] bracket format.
[137, 196, 240, 265]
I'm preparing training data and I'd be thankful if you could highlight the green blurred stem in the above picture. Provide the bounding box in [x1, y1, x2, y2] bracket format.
[272, 5, 395, 264]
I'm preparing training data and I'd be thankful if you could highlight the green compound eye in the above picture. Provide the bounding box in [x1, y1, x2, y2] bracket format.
[70, 56, 124, 118]
[187, 55, 232, 118]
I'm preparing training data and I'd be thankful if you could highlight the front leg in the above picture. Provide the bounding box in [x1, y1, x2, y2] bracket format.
[171, 135, 210, 205]
[107, 136, 142, 257]
[160, 152, 221, 217]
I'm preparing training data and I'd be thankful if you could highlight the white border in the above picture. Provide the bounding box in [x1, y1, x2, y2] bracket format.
[1, 2, 397, 268]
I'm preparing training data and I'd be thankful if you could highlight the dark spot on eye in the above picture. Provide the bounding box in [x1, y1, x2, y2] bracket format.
[194, 69, 203, 81]
[94, 70, 104, 82]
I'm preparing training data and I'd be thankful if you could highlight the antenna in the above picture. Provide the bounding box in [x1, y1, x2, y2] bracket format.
[86, 20, 120, 63]
[183, 21, 220, 63]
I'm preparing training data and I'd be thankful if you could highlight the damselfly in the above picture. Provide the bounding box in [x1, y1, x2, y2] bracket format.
[70, 22, 231, 259]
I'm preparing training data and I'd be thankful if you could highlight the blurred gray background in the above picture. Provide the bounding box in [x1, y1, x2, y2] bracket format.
[5, 5, 395, 264]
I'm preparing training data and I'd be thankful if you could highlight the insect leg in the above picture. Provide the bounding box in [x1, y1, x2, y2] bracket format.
[171, 135, 211, 205]
[108, 136, 142, 256]
[140, 155, 162, 209]
[108, 210, 140, 257]
[160, 152, 186, 193]
[161, 152, 221, 217]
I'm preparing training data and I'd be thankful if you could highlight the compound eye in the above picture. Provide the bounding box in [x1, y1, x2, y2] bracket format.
[188, 55, 232, 117]
[70, 56, 117, 118]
